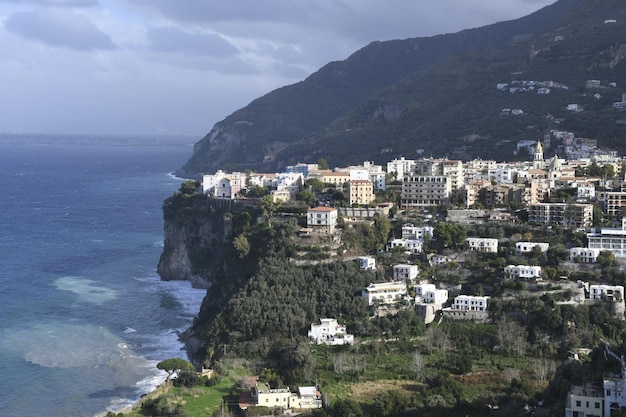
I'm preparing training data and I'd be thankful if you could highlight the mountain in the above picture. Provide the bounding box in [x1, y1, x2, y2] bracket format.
[179, 0, 626, 177]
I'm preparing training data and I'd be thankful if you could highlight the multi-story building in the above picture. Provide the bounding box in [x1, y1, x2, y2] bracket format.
[392, 264, 419, 282]
[414, 283, 448, 305]
[413, 158, 464, 192]
[356, 256, 376, 270]
[569, 247, 601, 263]
[361, 281, 408, 305]
[528, 202, 594, 228]
[515, 242, 549, 255]
[307, 207, 338, 233]
[401, 224, 433, 240]
[274, 172, 304, 194]
[504, 265, 542, 280]
[387, 157, 416, 181]
[463, 159, 496, 182]
[588, 219, 626, 257]
[565, 383, 603, 417]
[576, 182, 596, 201]
[466, 237, 499, 253]
[401, 175, 451, 209]
[202, 170, 227, 194]
[386, 238, 423, 254]
[480, 184, 526, 207]
[213, 175, 244, 199]
[318, 171, 350, 189]
[348, 180, 375, 206]
[307, 318, 354, 345]
[465, 179, 492, 207]
[590, 285, 624, 301]
[451, 295, 489, 312]
[604, 192, 626, 217]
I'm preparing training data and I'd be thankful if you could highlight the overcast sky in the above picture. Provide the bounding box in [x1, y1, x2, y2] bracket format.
[0, 0, 555, 136]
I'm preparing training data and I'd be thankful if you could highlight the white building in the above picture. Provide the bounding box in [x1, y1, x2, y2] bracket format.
[590, 285, 624, 301]
[392, 264, 419, 282]
[451, 295, 489, 312]
[387, 238, 423, 254]
[387, 157, 416, 181]
[402, 224, 433, 240]
[415, 283, 448, 305]
[604, 377, 626, 417]
[213, 175, 244, 199]
[250, 382, 322, 410]
[202, 170, 227, 194]
[356, 256, 376, 270]
[576, 182, 596, 200]
[466, 238, 499, 253]
[307, 207, 338, 233]
[569, 247, 601, 263]
[504, 265, 542, 280]
[515, 242, 549, 255]
[588, 219, 626, 257]
[274, 172, 304, 193]
[362, 281, 408, 305]
[564, 383, 604, 417]
[488, 166, 517, 184]
[307, 318, 354, 345]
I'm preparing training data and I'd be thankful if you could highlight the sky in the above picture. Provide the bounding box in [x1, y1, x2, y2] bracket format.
[0, 0, 555, 137]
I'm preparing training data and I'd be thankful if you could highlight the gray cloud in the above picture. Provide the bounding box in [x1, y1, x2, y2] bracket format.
[5, 10, 115, 50]
[0, 0, 557, 135]
[147, 26, 238, 57]
[0, 0, 98, 7]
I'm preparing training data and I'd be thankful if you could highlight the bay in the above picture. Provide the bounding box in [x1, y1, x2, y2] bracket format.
[0, 134, 207, 417]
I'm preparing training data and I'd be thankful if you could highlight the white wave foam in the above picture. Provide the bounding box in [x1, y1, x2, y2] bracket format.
[54, 276, 117, 304]
[133, 274, 206, 317]
[0, 322, 135, 369]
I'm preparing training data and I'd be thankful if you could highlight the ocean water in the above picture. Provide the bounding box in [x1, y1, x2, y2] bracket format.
[0, 135, 207, 417]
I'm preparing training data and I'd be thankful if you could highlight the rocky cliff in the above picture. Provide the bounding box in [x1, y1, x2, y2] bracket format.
[157, 192, 231, 289]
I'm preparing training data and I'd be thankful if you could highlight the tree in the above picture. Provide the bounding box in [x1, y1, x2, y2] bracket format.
[413, 350, 425, 381]
[259, 195, 281, 226]
[496, 317, 527, 356]
[305, 178, 325, 193]
[433, 222, 466, 248]
[598, 250, 616, 268]
[296, 190, 316, 205]
[317, 158, 329, 170]
[233, 234, 251, 259]
[156, 358, 194, 382]
[179, 180, 200, 195]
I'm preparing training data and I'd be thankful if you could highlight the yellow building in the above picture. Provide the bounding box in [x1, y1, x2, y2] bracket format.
[348, 179, 375, 206]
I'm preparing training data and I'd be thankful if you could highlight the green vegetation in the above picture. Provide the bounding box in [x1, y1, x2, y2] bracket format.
[148, 189, 626, 417]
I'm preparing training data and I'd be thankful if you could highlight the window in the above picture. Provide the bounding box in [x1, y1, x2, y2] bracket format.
[576, 400, 581, 407]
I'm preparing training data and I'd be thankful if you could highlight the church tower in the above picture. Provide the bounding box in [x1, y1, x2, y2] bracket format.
[533, 141, 544, 169]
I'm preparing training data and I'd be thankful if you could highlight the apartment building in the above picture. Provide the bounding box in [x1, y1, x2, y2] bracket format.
[361, 281, 408, 305]
[466, 237, 499, 253]
[528, 202, 593, 228]
[392, 264, 419, 282]
[569, 247, 601, 263]
[401, 175, 451, 209]
[588, 219, 626, 257]
[348, 179, 375, 206]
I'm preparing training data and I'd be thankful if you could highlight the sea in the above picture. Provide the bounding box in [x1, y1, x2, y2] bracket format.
[0, 134, 208, 417]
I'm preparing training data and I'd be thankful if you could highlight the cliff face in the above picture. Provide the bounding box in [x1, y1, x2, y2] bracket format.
[157, 194, 231, 289]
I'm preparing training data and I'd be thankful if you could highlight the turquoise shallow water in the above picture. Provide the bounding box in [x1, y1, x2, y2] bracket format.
[0, 135, 207, 417]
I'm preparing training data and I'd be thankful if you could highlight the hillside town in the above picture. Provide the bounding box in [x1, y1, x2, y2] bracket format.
[192, 129, 626, 416]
